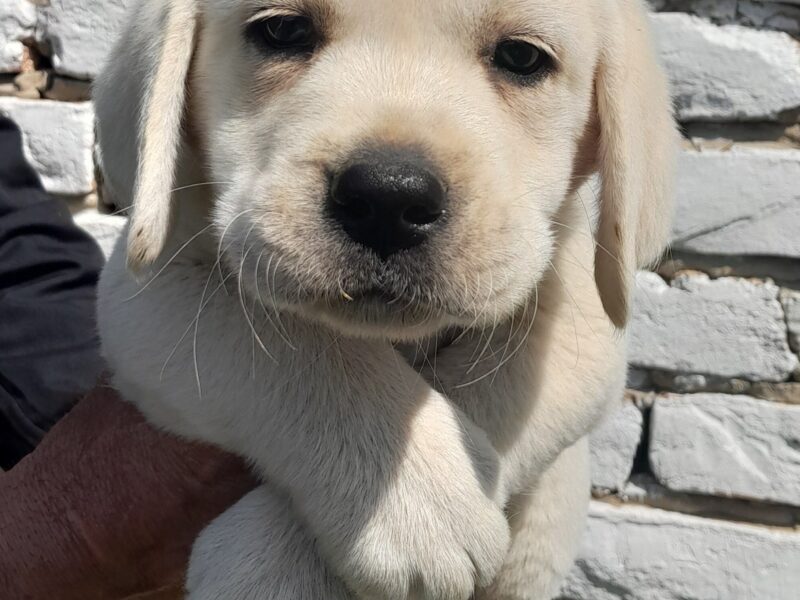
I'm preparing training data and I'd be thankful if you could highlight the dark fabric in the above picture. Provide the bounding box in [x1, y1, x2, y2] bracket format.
[0, 115, 105, 469]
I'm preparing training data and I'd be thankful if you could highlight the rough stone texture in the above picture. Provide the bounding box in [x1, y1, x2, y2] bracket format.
[739, 1, 800, 35]
[590, 402, 643, 492]
[38, 0, 132, 80]
[782, 289, 800, 354]
[660, 252, 800, 289]
[630, 272, 798, 381]
[651, 1, 800, 35]
[652, 13, 800, 121]
[0, 97, 95, 195]
[650, 370, 753, 395]
[622, 474, 800, 528]
[74, 211, 127, 260]
[44, 75, 91, 101]
[650, 394, 800, 505]
[559, 502, 800, 600]
[672, 148, 800, 259]
[0, 0, 36, 73]
[750, 382, 800, 405]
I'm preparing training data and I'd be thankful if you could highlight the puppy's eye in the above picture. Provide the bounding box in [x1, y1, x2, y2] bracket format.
[248, 15, 317, 52]
[493, 40, 550, 78]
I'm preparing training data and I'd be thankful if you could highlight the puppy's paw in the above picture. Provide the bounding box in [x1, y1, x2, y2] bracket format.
[349, 498, 509, 600]
[187, 486, 351, 600]
[338, 413, 510, 600]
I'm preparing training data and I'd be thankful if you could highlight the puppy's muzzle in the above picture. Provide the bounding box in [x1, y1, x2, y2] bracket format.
[328, 150, 446, 259]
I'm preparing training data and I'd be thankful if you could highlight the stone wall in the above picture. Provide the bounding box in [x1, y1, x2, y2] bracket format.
[1, 1, 799, 598]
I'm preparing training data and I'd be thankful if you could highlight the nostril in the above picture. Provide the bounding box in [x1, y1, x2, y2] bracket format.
[403, 204, 443, 227]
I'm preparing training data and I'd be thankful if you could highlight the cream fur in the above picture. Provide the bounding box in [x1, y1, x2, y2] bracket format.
[94, 0, 675, 598]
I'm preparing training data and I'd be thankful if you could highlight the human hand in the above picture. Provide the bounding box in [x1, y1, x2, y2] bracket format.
[0, 383, 256, 599]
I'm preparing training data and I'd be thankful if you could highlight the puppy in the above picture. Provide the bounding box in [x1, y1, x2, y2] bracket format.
[94, 0, 675, 598]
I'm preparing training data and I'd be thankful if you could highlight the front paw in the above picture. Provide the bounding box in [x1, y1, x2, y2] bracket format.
[338, 419, 510, 600]
[343, 480, 510, 600]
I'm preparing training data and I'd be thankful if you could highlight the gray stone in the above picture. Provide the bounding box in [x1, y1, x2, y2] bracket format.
[38, 0, 132, 80]
[44, 76, 92, 102]
[0, 0, 36, 73]
[738, 1, 800, 36]
[559, 502, 800, 600]
[651, 1, 738, 22]
[651, 1, 800, 35]
[659, 251, 800, 289]
[782, 289, 800, 354]
[652, 13, 800, 121]
[750, 382, 800, 405]
[13, 69, 47, 97]
[650, 393, 800, 505]
[672, 148, 800, 259]
[650, 370, 752, 394]
[74, 211, 127, 260]
[630, 272, 798, 381]
[625, 368, 652, 390]
[0, 98, 95, 195]
[589, 402, 643, 492]
[622, 474, 800, 528]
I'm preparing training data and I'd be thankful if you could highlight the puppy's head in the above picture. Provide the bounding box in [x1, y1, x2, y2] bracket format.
[95, 0, 675, 340]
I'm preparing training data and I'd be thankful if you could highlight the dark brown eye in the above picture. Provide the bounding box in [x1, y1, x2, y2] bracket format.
[248, 15, 317, 52]
[493, 40, 550, 77]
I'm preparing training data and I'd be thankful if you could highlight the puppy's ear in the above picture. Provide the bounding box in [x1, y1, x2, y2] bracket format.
[94, 0, 199, 271]
[594, 1, 677, 328]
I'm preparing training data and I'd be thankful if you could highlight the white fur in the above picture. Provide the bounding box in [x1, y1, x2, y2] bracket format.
[94, 0, 675, 598]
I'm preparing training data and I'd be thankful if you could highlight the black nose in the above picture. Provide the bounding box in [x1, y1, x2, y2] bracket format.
[328, 155, 446, 258]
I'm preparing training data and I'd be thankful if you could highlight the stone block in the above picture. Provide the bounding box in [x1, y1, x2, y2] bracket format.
[559, 502, 800, 600]
[0, 97, 95, 196]
[652, 13, 800, 121]
[0, 0, 36, 73]
[630, 272, 798, 382]
[590, 402, 644, 492]
[38, 0, 132, 80]
[650, 393, 800, 505]
[672, 148, 800, 259]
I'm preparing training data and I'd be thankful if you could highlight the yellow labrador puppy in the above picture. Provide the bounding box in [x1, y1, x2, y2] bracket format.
[94, 0, 675, 598]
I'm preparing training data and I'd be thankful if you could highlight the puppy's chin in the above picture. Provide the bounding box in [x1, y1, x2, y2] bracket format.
[287, 296, 457, 342]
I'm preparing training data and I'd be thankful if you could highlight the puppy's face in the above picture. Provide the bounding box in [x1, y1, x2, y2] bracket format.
[193, 0, 601, 339]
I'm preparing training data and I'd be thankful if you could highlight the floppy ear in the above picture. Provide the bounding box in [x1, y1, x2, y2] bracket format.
[594, 1, 677, 328]
[94, 0, 199, 271]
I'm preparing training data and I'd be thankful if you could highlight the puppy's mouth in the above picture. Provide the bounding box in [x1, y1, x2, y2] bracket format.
[295, 280, 455, 339]
[341, 286, 401, 305]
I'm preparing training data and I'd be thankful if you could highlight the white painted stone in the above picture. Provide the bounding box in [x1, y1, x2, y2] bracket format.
[652, 13, 800, 121]
[0, 98, 95, 196]
[559, 502, 800, 600]
[630, 272, 798, 381]
[782, 290, 800, 354]
[672, 148, 800, 259]
[0, 0, 37, 73]
[590, 402, 643, 492]
[650, 394, 800, 505]
[74, 211, 127, 260]
[38, 0, 132, 80]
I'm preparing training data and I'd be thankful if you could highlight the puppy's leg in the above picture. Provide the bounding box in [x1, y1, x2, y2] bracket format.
[100, 257, 509, 600]
[474, 438, 590, 600]
[187, 484, 351, 600]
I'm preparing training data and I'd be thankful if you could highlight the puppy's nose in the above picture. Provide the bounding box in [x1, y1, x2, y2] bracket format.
[329, 156, 446, 258]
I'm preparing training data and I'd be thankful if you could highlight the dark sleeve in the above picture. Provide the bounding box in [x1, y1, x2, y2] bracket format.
[0, 115, 105, 470]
